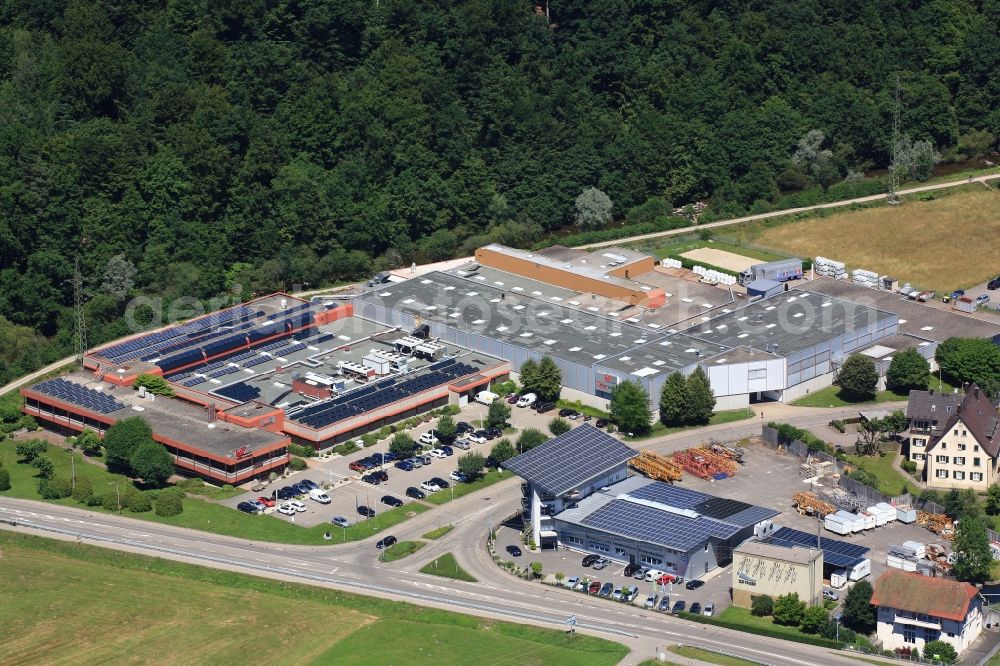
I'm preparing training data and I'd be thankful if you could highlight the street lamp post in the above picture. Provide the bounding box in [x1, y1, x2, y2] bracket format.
[107, 481, 120, 514]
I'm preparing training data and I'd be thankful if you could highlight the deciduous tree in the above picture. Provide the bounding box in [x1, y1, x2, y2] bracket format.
[490, 439, 516, 465]
[837, 354, 879, 398]
[574, 188, 613, 228]
[457, 452, 485, 480]
[104, 417, 153, 473]
[548, 417, 571, 436]
[842, 581, 875, 633]
[683, 367, 716, 424]
[886, 349, 930, 392]
[952, 515, 992, 584]
[610, 381, 651, 434]
[486, 400, 511, 430]
[129, 441, 174, 487]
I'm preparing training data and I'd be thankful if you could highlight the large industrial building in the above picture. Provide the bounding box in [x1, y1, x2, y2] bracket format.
[23, 293, 510, 483]
[505, 425, 780, 578]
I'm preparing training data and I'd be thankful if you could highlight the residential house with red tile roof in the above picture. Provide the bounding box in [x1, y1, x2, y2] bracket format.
[871, 570, 982, 655]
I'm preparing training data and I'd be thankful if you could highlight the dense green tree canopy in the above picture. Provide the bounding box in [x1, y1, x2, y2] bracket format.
[1, 0, 998, 385]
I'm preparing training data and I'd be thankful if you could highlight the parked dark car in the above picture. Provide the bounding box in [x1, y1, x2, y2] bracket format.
[456, 421, 474, 434]
[690, 602, 702, 615]
[588, 581, 601, 594]
[395, 460, 414, 472]
[485, 427, 503, 439]
[581, 554, 599, 567]
[439, 445, 454, 456]
[357, 505, 376, 517]
[300, 479, 319, 490]
[507, 545, 522, 557]
[381, 495, 403, 507]
[405, 487, 426, 500]
[294, 482, 312, 494]
[558, 408, 577, 418]
[236, 501, 259, 514]
[375, 470, 389, 482]
[472, 429, 489, 441]
[598, 582, 614, 597]
[657, 596, 671, 612]
[623, 563, 641, 577]
[672, 600, 686, 614]
[534, 401, 555, 413]
[349, 460, 368, 472]
[376, 535, 397, 550]
[989, 278, 1000, 290]
[430, 476, 450, 489]
[686, 580, 704, 590]
[277, 486, 297, 500]
[484, 456, 499, 469]
[361, 473, 381, 485]
[506, 393, 520, 404]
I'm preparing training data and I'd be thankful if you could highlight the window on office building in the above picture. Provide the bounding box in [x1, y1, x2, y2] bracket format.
[937, 469, 949, 478]
[903, 628, 915, 644]
[954, 457, 966, 466]
[954, 471, 965, 480]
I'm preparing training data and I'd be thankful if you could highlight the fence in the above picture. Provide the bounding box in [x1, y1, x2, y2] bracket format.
[759, 426, 1000, 543]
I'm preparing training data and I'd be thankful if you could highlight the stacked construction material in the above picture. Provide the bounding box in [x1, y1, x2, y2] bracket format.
[852, 268, 880, 289]
[792, 491, 835, 517]
[629, 450, 683, 483]
[814, 256, 847, 280]
[691, 265, 737, 285]
[661, 258, 682, 269]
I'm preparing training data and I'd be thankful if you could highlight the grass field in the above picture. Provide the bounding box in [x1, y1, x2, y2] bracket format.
[380, 540, 425, 562]
[424, 469, 510, 505]
[555, 400, 611, 420]
[0, 531, 627, 666]
[625, 409, 754, 441]
[751, 188, 1000, 293]
[647, 238, 791, 264]
[790, 386, 909, 408]
[844, 449, 912, 496]
[0, 440, 427, 545]
[420, 552, 478, 582]
[667, 645, 758, 666]
[422, 524, 454, 540]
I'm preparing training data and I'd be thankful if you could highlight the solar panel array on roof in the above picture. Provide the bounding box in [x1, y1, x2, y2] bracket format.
[215, 382, 261, 403]
[503, 425, 638, 495]
[31, 378, 126, 414]
[290, 358, 478, 429]
[581, 499, 736, 551]
[769, 526, 869, 568]
[624, 480, 779, 528]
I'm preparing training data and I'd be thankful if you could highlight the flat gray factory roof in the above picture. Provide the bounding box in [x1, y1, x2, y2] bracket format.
[600, 334, 732, 378]
[798, 278, 1000, 342]
[445, 263, 581, 302]
[358, 271, 669, 368]
[56, 373, 285, 457]
[681, 290, 897, 357]
[480, 243, 655, 292]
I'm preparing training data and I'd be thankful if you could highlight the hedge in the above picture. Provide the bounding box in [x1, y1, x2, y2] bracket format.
[769, 422, 833, 454]
[678, 611, 844, 649]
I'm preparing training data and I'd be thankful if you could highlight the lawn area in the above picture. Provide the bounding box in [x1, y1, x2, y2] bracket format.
[420, 552, 478, 582]
[647, 238, 792, 264]
[424, 469, 510, 505]
[0, 531, 628, 666]
[625, 409, 754, 441]
[751, 188, 1000, 293]
[667, 645, 759, 666]
[0, 440, 428, 544]
[380, 540, 425, 562]
[422, 524, 454, 540]
[715, 606, 821, 643]
[791, 385, 908, 408]
[844, 447, 912, 496]
[555, 399, 610, 420]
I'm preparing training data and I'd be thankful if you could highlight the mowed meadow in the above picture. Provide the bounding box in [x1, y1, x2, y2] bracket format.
[752, 189, 1000, 293]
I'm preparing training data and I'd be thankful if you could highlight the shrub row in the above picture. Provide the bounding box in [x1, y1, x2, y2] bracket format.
[677, 611, 844, 649]
[769, 422, 833, 454]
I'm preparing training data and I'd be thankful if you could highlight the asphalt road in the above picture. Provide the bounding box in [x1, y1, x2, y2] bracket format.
[0, 491, 870, 666]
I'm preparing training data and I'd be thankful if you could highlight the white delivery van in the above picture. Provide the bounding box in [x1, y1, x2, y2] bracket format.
[475, 390, 498, 405]
[308, 488, 331, 504]
[643, 569, 665, 582]
[516, 393, 537, 408]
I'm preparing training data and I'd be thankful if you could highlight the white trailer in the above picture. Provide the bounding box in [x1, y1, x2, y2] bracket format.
[876, 502, 898, 524]
[830, 569, 849, 589]
[849, 559, 872, 581]
[825, 513, 852, 535]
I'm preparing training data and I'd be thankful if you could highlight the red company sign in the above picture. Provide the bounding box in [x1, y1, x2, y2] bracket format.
[594, 374, 619, 393]
[235, 446, 252, 459]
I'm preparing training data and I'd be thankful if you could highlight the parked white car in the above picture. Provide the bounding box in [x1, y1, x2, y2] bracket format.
[308, 488, 331, 504]
[277, 503, 297, 516]
[474, 390, 498, 405]
[428, 449, 447, 459]
[418, 431, 439, 446]
[286, 500, 307, 512]
[420, 481, 441, 492]
[466, 432, 487, 444]
[516, 392, 537, 408]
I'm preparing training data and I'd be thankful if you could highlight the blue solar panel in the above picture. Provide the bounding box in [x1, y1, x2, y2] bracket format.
[769, 526, 869, 568]
[32, 378, 126, 414]
[215, 382, 261, 402]
[581, 498, 737, 551]
[504, 425, 638, 495]
[628, 483, 711, 510]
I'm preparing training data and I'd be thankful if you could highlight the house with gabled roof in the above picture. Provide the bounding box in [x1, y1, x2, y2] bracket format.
[871, 570, 982, 655]
[907, 384, 1000, 490]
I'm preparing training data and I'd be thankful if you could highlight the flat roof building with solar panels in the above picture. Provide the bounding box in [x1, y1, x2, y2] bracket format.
[504, 426, 780, 579]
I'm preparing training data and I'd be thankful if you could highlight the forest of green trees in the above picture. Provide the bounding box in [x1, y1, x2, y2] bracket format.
[1, 0, 998, 384]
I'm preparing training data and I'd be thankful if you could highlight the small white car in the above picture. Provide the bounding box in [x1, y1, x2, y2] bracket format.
[466, 432, 487, 444]
[308, 488, 331, 504]
[703, 602, 715, 616]
[286, 500, 307, 512]
[564, 576, 579, 589]
[428, 449, 447, 459]
[418, 432, 439, 445]
[516, 392, 537, 408]
[420, 481, 441, 492]
[823, 589, 839, 601]
[277, 503, 297, 516]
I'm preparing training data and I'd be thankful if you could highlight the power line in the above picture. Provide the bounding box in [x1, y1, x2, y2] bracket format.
[73, 257, 87, 368]
[887, 77, 902, 206]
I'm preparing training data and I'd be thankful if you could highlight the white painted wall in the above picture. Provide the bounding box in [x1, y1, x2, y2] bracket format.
[781, 372, 836, 403]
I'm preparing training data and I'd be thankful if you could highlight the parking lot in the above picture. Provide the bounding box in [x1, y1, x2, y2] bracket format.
[222, 396, 590, 529]
[494, 440, 942, 616]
